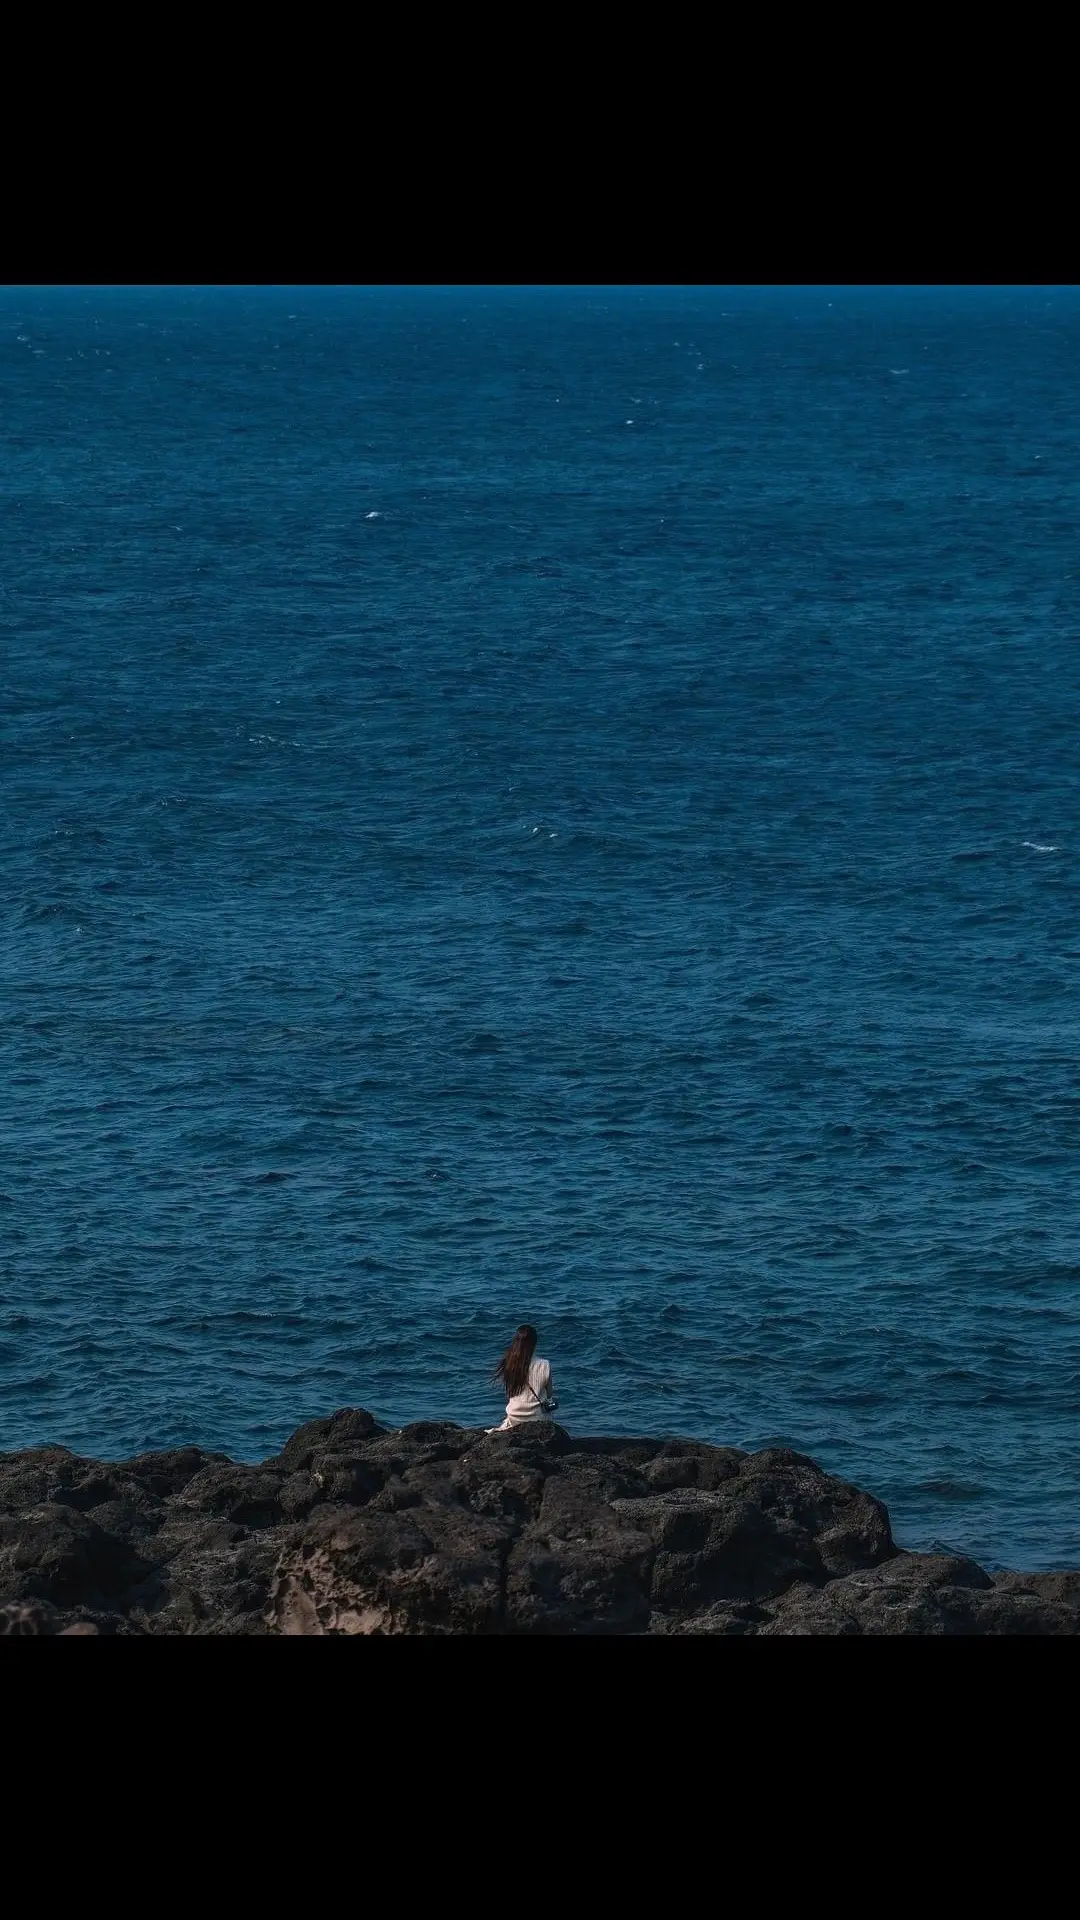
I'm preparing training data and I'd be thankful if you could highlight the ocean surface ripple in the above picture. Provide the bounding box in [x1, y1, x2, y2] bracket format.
[2, 285, 1080, 1569]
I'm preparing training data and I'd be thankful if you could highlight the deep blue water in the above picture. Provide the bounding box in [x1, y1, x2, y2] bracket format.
[3, 284, 1080, 1570]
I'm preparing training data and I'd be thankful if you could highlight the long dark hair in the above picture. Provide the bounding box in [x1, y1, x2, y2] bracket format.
[493, 1324, 537, 1399]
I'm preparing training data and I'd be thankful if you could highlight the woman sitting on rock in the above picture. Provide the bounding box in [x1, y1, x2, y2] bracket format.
[487, 1324, 558, 1431]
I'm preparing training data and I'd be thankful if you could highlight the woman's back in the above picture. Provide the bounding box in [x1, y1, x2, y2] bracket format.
[488, 1325, 558, 1432]
[503, 1355, 552, 1424]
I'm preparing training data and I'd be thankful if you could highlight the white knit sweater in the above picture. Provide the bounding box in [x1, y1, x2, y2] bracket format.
[489, 1356, 556, 1430]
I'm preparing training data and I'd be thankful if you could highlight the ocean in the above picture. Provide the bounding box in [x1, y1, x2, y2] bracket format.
[2, 283, 1079, 1571]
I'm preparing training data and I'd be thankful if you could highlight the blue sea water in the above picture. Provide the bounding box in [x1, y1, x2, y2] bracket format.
[3, 284, 1080, 1571]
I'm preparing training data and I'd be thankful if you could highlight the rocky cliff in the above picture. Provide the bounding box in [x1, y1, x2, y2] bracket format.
[2, 1409, 1077, 1634]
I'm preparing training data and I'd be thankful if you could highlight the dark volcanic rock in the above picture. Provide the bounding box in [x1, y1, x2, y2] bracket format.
[121, 1447, 228, 1500]
[176, 1464, 286, 1529]
[505, 1512, 654, 1635]
[0, 1447, 81, 1513]
[1, 1413, 1078, 1633]
[0, 1505, 151, 1609]
[641, 1439, 747, 1492]
[267, 1408, 385, 1474]
[494, 1449, 659, 1634]
[757, 1554, 987, 1635]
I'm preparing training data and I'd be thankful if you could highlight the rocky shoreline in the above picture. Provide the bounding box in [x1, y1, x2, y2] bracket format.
[2, 1408, 1077, 1634]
